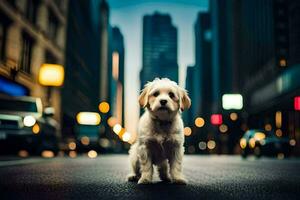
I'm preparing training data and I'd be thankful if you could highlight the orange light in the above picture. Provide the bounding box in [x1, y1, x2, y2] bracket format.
[279, 59, 287, 67]
[275, 111, 282, 128]
[32, 124, 40, 134]
[275, 129, 283, 137]
[81, 136, 90, 146]
[41, 150, 54, 158]
[107, 117, 118, 127]
[68, 142, 76, 150]
[230, 113, 238, 121]
[69, 151, 77, 158]
[264, 124, 272, 131]
[219, 124, 228, 133]
[184, 127, 192, 136]
[18, 150, 29, 158]
[195, 117, 205, 128]
[99, 102, 110, 113]
[112, 52, 119, 80]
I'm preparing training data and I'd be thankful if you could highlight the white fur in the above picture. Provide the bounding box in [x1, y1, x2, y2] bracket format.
[127, 78, 191, 184]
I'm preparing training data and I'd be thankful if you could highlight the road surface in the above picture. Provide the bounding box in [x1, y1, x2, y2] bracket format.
[0, 155, 300, 199]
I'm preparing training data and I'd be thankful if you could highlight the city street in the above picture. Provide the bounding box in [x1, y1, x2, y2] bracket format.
[0, 155, 300, 199]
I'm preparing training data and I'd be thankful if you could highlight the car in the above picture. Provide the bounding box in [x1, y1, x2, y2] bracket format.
[240, 129, 291, 158]
[0, 94, 60, 156]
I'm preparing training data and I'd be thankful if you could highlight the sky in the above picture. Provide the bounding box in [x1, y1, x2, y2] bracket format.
[108, 0, 209, 136]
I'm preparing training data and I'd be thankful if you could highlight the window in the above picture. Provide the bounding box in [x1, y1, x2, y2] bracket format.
[48, 10, 59, 41]
[45, 50, 58, 63]
[25, 0, 38, 24]
[0, 23, 5, 62]
[0, 13, 9, 62]
[19, 33, 34, 74]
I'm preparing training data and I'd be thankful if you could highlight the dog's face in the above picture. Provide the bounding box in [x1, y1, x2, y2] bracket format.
[139, 78, 191, 121]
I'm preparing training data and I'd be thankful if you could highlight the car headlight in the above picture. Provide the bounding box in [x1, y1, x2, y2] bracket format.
[240, 138, 247, 149]
[23, 116, 36, 127]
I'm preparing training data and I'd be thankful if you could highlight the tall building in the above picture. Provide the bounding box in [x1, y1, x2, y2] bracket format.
[194, 12, 212, 119]
[110, 26, 125, 126]
[237, 0, 300, 155]
[0, 0, 68, 122]
[184, 66, 197, 127]
[210, 0, 240, 113]
[207, 0, 300, 155]
[99, 0, 109, 102]
[62, 0, 100, 138]
[140, 12, 178, 88]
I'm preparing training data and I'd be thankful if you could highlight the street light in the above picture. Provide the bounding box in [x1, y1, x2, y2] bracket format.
[38, 64, 64, 106]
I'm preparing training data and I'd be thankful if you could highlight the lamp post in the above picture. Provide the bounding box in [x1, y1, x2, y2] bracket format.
[38, 64, 64, 106]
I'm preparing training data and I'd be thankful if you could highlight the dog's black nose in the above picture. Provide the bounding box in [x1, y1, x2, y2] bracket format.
[160, 100, 167, 105]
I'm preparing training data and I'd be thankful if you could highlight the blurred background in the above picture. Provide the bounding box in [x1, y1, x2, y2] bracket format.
[0, 0, 299, 159]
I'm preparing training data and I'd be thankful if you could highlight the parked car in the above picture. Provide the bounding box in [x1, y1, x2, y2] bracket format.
[0, 95, 60, 155]
[240, 129, 291, 158]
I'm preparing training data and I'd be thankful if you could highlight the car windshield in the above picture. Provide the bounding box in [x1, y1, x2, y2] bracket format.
[0, 99, 38, 113]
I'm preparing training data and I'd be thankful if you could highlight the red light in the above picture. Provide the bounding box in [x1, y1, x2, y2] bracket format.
[295, 97, 300, 111]
[211, 114, 223, 125]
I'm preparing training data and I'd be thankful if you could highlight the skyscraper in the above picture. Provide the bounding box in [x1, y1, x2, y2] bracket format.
[194, 12, 212, 118]
[110, 27, 125, 126]
[140, 12, 178, 88]
[62, 0, 100, 138]
[99, 0, 109, 102]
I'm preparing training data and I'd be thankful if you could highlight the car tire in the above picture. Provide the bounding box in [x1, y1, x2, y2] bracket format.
[254, 146, 261, 158]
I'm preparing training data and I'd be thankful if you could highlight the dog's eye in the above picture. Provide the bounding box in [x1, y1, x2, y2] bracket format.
[153, 91, 160, 97]
[169, 92, 175, 98]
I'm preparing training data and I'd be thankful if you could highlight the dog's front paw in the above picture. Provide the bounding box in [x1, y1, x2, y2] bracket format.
[138, 178, 152, 184]
[172, 177, 188, 185]
[127, 174, 139, 182]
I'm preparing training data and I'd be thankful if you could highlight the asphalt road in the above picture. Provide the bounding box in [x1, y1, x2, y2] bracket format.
[0, 155, 300, 200]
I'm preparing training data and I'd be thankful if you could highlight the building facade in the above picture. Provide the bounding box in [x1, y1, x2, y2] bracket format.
[62, 0, 100, 138]
[140, 12, 178, 89]
[0, 0, 68, 123]
[110, 26, 125, 126]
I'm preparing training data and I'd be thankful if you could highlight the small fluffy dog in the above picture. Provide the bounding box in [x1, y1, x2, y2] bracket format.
[127, 78, 191, 184]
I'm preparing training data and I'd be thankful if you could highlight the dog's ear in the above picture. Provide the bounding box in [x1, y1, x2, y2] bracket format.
[139, 82, 151, 108]
[179, 88, 191, 111]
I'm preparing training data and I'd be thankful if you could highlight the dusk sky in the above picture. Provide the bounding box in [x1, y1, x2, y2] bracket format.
[107, 0, 209, 135]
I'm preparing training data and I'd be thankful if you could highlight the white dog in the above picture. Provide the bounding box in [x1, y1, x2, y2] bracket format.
[127, 78, 191, 184]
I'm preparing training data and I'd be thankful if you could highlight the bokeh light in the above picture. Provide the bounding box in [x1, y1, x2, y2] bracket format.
[81, 136, 90, 146]
[219, 124, 228, 133]
[207, 140, 216, 150]
[198, 141, 207, 150]
[99, 102, 110, 113]
[184, 127, 192, 136]
[32, 124, 40, 134]
[41, 150, 54, 158]
[88, 150, 98, 158]
[230, 112, 238, 121]
[195, 117, 205, 128]
[113, 124, 122, 135]
[68, 142, 76, 150]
